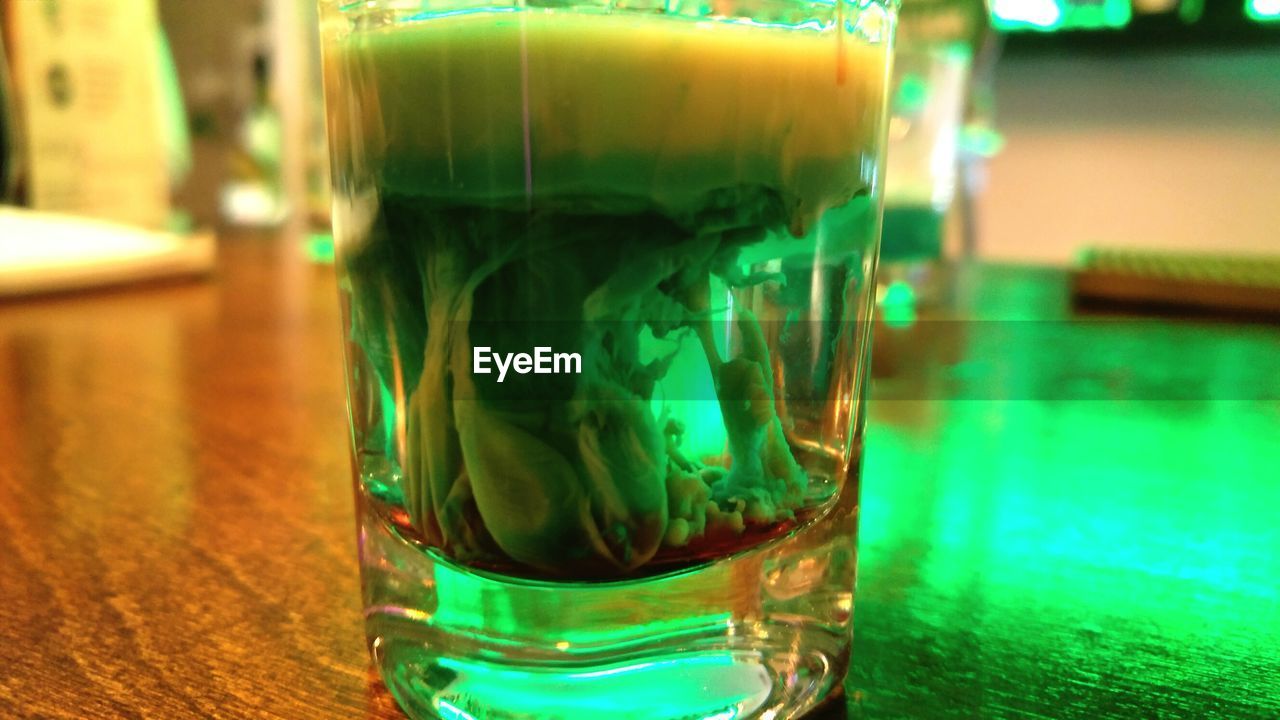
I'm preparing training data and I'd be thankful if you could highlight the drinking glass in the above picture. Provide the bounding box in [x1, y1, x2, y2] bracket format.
[875, 42, 970, 308]
[318, 1, 896, 717]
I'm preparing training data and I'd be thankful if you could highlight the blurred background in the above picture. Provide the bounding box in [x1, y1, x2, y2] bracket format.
[3, 0, 1277, 300]
[0, 3, 1277, 718]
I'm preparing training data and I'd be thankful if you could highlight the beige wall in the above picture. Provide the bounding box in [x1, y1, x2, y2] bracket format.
[976, 49, 1280, 265]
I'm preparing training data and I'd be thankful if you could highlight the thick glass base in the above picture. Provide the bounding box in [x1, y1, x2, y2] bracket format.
[358, 477, 858, 720]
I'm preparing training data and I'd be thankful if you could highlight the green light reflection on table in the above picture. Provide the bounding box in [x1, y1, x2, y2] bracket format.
[856, 397, 1280, 714]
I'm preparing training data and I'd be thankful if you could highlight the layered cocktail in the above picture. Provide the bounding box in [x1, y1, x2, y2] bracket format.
[320, 2, 894, 717]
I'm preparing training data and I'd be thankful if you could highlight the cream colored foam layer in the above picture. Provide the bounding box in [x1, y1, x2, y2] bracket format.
[328, 9, 889, 235]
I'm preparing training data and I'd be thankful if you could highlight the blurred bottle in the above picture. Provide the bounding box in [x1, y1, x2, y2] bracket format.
[878, 0, 999, 311]
[220, 53, 287, 227]
[0, 7, 25, 205]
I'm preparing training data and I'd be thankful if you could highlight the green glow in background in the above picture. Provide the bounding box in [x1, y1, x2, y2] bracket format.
[1247, 0, 1280, 21]
[853, 398, 1280, 716]
[990, 0, 1132, 31]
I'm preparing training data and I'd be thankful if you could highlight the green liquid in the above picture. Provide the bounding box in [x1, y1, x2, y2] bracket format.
[328, 8, 886, 578]
[326, 6, 891, 718]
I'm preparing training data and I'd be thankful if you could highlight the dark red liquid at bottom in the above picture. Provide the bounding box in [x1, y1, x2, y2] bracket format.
[380, 499, 820, 583]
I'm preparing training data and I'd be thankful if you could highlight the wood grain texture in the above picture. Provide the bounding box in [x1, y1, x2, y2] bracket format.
[0, 237, 398, 719]
[1, 239, 1277, 719]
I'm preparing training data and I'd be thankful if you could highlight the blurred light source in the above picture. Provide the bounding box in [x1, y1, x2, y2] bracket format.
[1246, 0, 1280, 21]
[990, 0, 1132, 31]
[991, 0, 1062, 28]
[305, 232, 335, 264]
[1177, 0, 1205, 22]
[877, 281, 918, 329]
[1132, 0, 1204, 21]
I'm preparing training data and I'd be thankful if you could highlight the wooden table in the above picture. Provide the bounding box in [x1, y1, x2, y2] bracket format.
[1, 236, 1277, 719]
